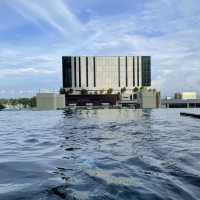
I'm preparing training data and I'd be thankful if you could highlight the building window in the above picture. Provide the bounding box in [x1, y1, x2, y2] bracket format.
[142, 56, 151, 86]
[93, 57, 96, 87]
[118, 56, 121, 87]
[125, 56, 128, 87]
[74, 57, 77, 87]
[79, 57, 81, 87]
[86, 57, 89, 87]
[62, 56, 72, 88]
[133, 56, 135, 87]
[137, 56, 139, 86]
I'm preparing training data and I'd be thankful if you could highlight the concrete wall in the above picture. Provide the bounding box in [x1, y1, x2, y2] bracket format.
[56, 95, 65, 109]
[36, 93, 65, 110]
[139, 90, 160, 109]
[182, 92, 197, 100]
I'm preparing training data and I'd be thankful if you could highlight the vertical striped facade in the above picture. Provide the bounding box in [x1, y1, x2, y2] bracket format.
[63, 56, 151, 90]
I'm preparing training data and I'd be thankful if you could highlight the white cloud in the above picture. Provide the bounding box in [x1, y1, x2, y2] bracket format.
[76, 0, 200, 96]
[4, 0, 83, 37]
[0, 68, 56, 78]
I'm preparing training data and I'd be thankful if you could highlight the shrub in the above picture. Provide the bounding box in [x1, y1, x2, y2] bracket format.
[133, 87, 139, 92]
[100, 90, 104, 94]
[59, 88, 65, 94]
[121, 87, 126, 93]
[30, 97, 36, 107]
[107, 88, 113, 94]
[133, 94, 138, 99]
[69, 89, 73, 94]
[0, 103, 5, 110]
[65, 89, 73, 95]
[81, 89, 88, 95]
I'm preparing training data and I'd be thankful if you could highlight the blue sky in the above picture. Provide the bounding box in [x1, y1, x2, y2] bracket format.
[0, 0, 200, 97]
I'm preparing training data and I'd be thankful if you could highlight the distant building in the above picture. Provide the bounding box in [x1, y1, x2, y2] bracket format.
[174, 93, 182, 100]
[36, 93, 65, 110]
[61, 56, 161, 109]
[175, 92, 197, 100]
[138, 90, 161, 109]
[162, 99, 200, 108]
[162, 91, 199, 108]
[119, 89, 161, 109]
[62, 56, 151, 92]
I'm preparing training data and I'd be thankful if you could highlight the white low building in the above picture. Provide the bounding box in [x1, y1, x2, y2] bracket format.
[175, 92, 197, 100]
[36, 93, 65, 110]
[138, 90, 161, 109]
[181, 92, 197, 100]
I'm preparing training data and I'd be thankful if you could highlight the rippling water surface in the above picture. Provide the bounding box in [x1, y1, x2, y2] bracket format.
[1, 109, 200, 200]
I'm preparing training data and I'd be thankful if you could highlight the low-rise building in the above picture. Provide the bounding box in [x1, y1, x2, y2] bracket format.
[175, 92, 197, 100]
[138, 90, 161, 109]
[36, 93, 65, 110]
[162, 99, 200, 108]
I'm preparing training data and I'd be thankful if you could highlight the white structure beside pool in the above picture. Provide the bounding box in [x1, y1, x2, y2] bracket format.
[36, 93, 65, 110]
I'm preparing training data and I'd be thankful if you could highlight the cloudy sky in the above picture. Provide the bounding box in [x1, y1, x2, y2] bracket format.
[0, 0, 200, 98]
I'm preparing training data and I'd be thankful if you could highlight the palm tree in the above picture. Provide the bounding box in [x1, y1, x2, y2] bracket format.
[107, 88, 113, 94]
[81, 89, 88, 95]
[121, 87, 126, 93]
[133, 87, 139, 92]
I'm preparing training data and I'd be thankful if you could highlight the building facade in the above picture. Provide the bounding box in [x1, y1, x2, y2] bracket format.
[62, 56, 151, 92]
[175, 92, 197, 100]
[138, 90, 161, 109]
[36, 93, 65, 110]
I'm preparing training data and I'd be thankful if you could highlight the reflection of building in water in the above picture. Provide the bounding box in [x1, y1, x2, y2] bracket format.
[77, 109, 145, 122]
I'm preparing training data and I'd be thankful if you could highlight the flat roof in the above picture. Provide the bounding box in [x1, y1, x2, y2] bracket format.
[162, 99, 200, 104]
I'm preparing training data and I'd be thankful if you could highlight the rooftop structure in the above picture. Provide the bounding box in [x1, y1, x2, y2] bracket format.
[36, 93, 65, 110]
[175, 92, 197, 100]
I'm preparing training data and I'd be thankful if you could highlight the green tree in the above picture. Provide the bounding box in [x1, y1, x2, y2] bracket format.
[140, 86, 144, 91]
[59, 88, 65, 94]
[30, 97, 37, 107]
[0, 103, 5, 110]
[81, 89, 88, 95]
[133, 87, 139, 92]
[65, 88, 73, 95]
[107, 88, 113, 94]
[100, 89, 104, 94]
[121, 87, 126, 93]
